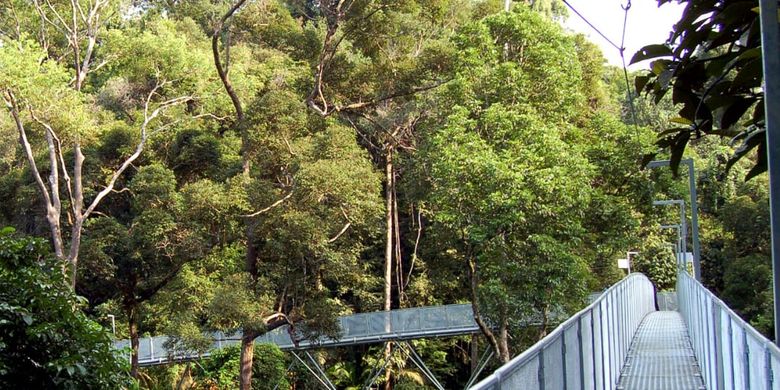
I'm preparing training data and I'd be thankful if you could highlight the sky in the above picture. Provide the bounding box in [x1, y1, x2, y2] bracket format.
[561, 0, 685, 70]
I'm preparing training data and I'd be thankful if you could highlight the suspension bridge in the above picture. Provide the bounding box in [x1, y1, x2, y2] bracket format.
[120, 268, 779, 389]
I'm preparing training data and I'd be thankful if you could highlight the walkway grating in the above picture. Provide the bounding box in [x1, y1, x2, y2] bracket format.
[617, 311, 706, 390]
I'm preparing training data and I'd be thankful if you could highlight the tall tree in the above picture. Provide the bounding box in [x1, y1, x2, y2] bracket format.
[0, 4, 200, 287]
[416, 6, 593, 361]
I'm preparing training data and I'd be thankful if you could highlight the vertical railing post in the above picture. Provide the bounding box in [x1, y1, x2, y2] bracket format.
[592, 306, 600, 390]
[578, 316, 585, 389]
[743, 329, 751, 389]
[561, 326, 568, 390]
[538, 349, 545, 390]
[729, 318, 736, 390]
[765, 347, 773, 390]
[713, 301, 725, 390]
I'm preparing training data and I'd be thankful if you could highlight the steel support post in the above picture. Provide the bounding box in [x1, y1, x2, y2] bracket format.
[654, 200, 690, 276]
[647, 159, 701, 281]
[687, 160, 702, 281]
[759, 0, 780, 346]
[364, 342, 395, 390]
[398, 341, 446, 390]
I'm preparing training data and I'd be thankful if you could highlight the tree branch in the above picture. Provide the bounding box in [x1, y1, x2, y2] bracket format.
[241, 190, 294, 218]
[328, 207, 352, 243]
[136, 264, 184, 303]
[468, 257, 500, 357]
[404, 206, 423, 290]
[4, 91, 54, 209]
[82, 84, 191, 220]
[212, 0, 248, 122]
[29, 110, 76, 218]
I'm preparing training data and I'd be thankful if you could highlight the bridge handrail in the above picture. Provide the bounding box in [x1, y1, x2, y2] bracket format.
[678, 270, 780, 390]
[470, 273, 656, 390]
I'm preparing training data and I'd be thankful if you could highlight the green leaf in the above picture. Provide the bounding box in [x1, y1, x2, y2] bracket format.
[669, 132, 690, 176]
[631, 44, 672, 65]
[719, 98, 756, 129]
[731, 58, 763, 90]
[635, 74, 651, 94]
[22, 314, 33, 325]
[670, 117, 693, 125]
[651, 59, 671, 76]
[745, 140, 767, 181]
[640, 153, 658, 169]
[726, 127, 764, 173]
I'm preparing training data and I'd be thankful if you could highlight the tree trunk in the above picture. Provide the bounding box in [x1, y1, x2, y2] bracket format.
[67, 144, 86, 288]
[539, 305, 549, 339]
[128, 304, 139, 378]
[394, 183, 403, 304]
[67, 220, 82, 288]
[498, 313, 510, 363]
[384, 147, 394, 313]
[46, 207, 64, 260]
[384, 148, 394, 390]
[468, 257, 503, 363]
[239, 331, 257, 390]
[470, 334, 479, 374]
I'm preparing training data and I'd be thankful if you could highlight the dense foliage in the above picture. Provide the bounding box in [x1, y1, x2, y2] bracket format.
[0, 0, 772, 387]
[0, 228, 133, 389]
[634, 0, 774, 178]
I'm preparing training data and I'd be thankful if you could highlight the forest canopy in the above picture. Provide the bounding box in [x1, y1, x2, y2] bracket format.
[0, 0, 772, 388]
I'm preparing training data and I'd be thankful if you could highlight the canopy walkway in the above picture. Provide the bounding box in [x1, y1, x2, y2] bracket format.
[118, 304, 481, 366]
[118, 267, 779, 389]
[471, 269, 780, 390]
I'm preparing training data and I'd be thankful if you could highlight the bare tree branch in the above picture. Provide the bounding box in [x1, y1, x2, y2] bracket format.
[212, 0, 248, 122]
[82, 85, 191, 220]
[29, 110, 77, 217]
[404, 205, 423, 290]
[4, 90, 65, 259]
[4, 91, 54, 211]
[328, 207, 352, 243]
[241, 190, 294, 218]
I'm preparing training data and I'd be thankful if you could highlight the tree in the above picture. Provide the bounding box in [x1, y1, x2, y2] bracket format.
[633, 0, 773, 179]
[0, 28, 196, 288]
[78, 164, 203, 377]
[409, 4, 630, 363]
[421, 106, 592, 362]
[0, 227, 133, 388]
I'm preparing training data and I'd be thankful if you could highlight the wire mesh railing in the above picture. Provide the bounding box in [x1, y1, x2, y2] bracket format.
[469, 273, 656, 390]
[677, 270, 780, 390]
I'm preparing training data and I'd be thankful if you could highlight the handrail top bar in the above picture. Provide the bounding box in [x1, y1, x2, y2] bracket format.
[483, 273, 652, 381]
[645, 158, 693, 168]
[653, 199, 684, 205]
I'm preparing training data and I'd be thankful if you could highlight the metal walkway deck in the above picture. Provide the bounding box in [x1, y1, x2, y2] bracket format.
[617, 311, 705, 390]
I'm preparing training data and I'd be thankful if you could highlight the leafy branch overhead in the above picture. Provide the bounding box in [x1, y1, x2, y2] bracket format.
[633, 0, 770, 179]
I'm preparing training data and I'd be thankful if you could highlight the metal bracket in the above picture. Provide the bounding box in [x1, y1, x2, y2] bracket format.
[363, 342, 396, 390]
[290, 351, 337, 390]
[464, 345, 495, 389]
[396, 341, 446, 390]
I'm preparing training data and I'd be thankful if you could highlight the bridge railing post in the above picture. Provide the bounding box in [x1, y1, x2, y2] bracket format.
[713, 300, 725, 390]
